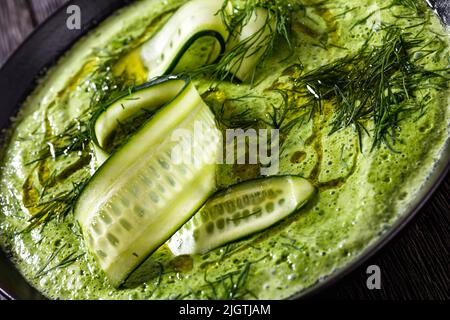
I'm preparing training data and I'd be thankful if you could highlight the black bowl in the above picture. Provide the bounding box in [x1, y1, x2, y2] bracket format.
[0, 0, 449, 300]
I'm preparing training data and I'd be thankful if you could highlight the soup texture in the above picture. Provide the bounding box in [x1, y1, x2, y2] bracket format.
[0, 0, 449, 299]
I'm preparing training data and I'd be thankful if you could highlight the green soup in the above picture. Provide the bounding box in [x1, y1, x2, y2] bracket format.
[0, 0, 449, 299]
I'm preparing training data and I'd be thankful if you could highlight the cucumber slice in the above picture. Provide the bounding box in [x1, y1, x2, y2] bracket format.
[223, 7, 275, 83]
[168, 176, 315, 255]
[91, 76, 189, 165]
[141, 0, 229, 80]
[76, 75, 221, 286]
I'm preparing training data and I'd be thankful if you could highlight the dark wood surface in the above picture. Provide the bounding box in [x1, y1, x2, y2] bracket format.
[0, 0, 448, 300]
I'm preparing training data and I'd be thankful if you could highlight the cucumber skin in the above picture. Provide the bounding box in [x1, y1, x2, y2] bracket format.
[224, 8, 275, 83]
[90, 75, 188, 163]
[141, 0, 229, 80]
[157, 30, 226, 77]
[139, 0, 274, 83]
[90, 75, 189, 165]
[76, 75, 221, 286]
[168, 176, 316, 256]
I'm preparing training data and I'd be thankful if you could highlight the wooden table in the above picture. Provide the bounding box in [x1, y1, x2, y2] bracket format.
[0, 0, 448, 300]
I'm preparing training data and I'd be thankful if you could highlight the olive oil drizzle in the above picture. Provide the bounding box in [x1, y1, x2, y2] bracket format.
[12, 0, 449, 298]
[271, 26, 449, 151]
[19, 8, 177, 231]
[207, 0, 329, 83]
[22, 54, 136, 230]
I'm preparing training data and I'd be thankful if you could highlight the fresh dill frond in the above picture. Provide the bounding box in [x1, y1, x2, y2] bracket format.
[264, 89, 293, 129]
[35, 243, 84, 278]
[213, 0, 304, 82]
[34, 244, 66, 278]
[23, 180, 88, 233]
[280, 26, 448, 151]
[391, 0, 427, 16]
[350, 0, 430, 30]
[24, 38, 138, 232]
[31, 37, 137, 166]
[28, 120, 91, 166]
[24, 75, 136, 232]
[200, 254, 268, 299]
[202, 88, 264, 129]
[203, 262, 256, 299]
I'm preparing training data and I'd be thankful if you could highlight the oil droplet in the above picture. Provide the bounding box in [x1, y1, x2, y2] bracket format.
[290, 151, 307, 164]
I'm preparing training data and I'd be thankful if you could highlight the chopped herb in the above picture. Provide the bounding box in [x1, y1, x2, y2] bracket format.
[23, 181, 88, 233]
[203, 262, 254, 299]
[276, 26, 448, 151]
[212, 0, 305, 83]
[391, 0, 427, 16]
[201, 255, 268, 299]
[35, 244, 84, 278]
[23, 37, 139, 232]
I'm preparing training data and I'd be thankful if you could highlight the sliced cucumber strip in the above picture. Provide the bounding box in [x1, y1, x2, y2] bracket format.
[223, 7, 275, 83]
[91, 76, 189, 165]
[76, 75, 221, 286]
[141, 0, 229, 80]
[168, 176, 315, 255]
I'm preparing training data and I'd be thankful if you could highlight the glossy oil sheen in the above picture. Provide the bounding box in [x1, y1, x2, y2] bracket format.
[0, 0, 449, 299]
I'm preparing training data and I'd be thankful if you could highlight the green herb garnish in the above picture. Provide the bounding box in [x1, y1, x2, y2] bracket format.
[391, 0, 427, 16]
[23, 38, 137, 232]
[212, 0, 304, 83]
[277, 26, 448, 151]
[202, 262, 257, 299]
[34, 243, 84, 278]
[23, 181, 87, 232]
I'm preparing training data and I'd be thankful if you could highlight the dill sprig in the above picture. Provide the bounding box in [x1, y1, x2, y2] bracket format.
[202, 89, 265, 129]
[35, 243, 84, 278]
[23, 181, 88, 233]
[213, 0, 303, 82]
[203, 262, 257, 299]
[281, 26, 448, 150]
[31, 37, 137, 165]
[199, 254, 268, 300]
[34, 244, 66, 278]
[27, 120, 91, 166]
[391, 0, 427, 16]
[265, 89, 291, 129]
[23, 38, 137, 232]
[24, 79, 135, 231]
